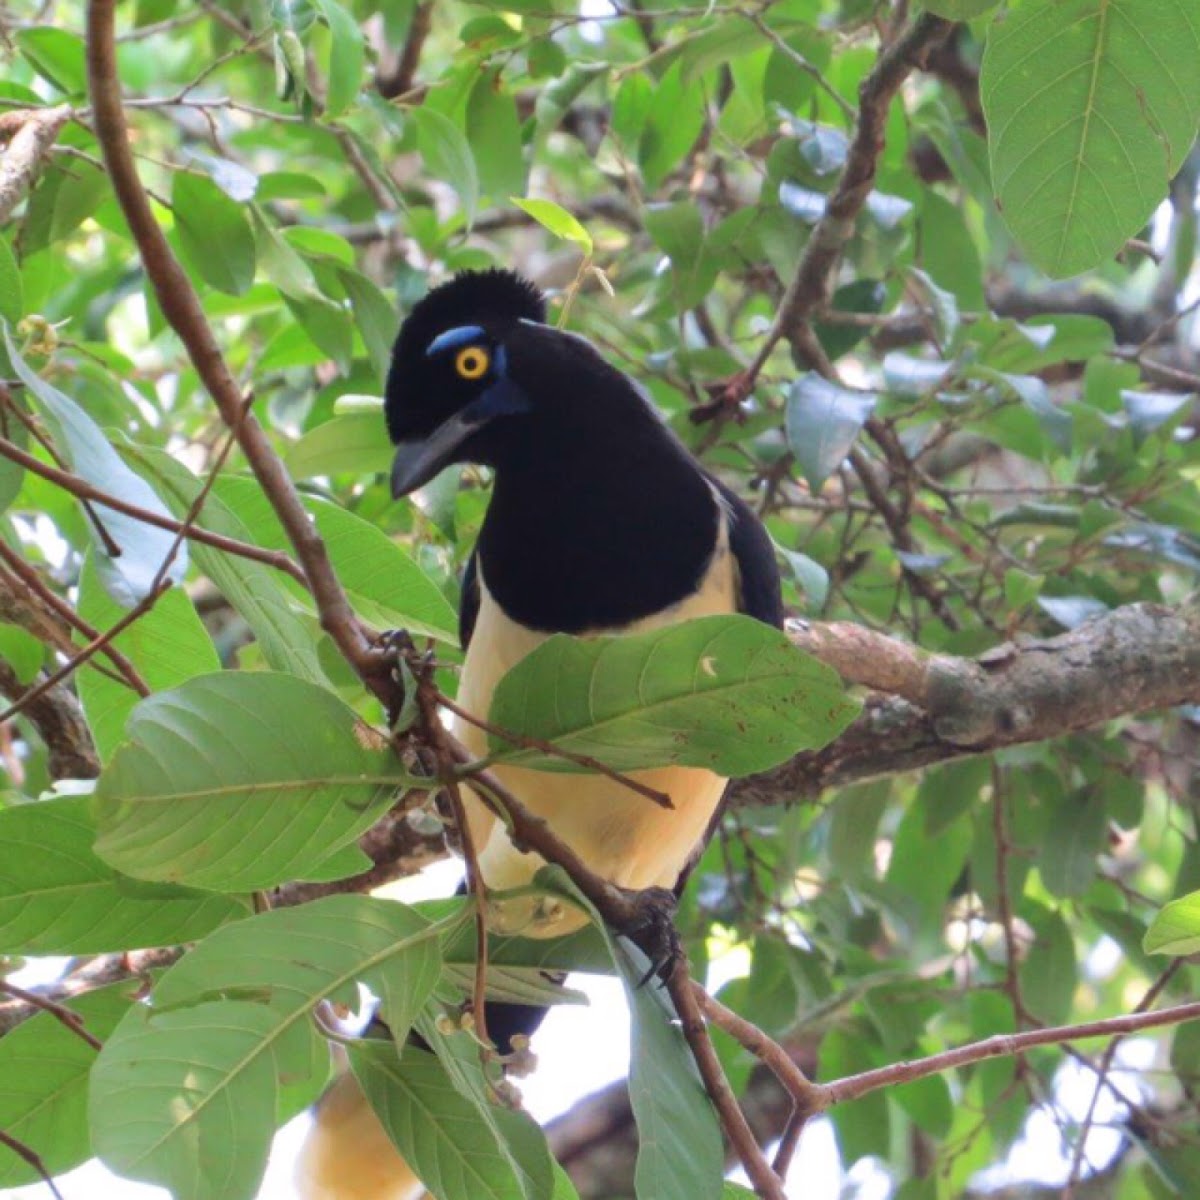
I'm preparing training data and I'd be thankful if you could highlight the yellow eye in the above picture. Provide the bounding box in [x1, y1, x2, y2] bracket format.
[454, 346, 490, 380]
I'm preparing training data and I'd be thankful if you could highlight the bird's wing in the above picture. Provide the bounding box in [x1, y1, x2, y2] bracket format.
[711, 477, 784, 629]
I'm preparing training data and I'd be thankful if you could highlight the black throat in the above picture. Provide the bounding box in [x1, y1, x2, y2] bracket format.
[476, 384, 720, 635]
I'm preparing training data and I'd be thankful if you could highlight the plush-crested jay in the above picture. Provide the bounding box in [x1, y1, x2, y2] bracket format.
[297, 269, 783, 1199]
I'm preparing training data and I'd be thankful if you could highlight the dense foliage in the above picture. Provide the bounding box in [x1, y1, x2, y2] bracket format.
[2, 1, 1200, 1198]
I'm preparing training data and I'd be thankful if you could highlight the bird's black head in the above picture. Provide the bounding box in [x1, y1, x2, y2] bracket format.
[384, 269, 547, 497]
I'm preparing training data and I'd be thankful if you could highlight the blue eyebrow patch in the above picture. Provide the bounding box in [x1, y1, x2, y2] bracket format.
[426, 325, 486, 357]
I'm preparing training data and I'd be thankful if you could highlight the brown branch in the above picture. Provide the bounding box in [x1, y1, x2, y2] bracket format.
[668, 963, 786, 1199]
[0, 978, 103, 1050]
[731, 598, 1200, 806]
[1, 387, 123, 558]
[0, 537, 149, 697]
[0, 435, 307, 582]
[0, 658, 98, 779]
[742, 14, 954, 388]
[821, 1000, 1200, 1108]
[0, 105, 71, 223]
[696, 987, 823, 1119]
[0, 1127, 65, 1200]
[85, 0, 385, 687]
[0, 579, 171, 727]
[376, 1, 433, 99]
[1063, 962, 1182, 1198]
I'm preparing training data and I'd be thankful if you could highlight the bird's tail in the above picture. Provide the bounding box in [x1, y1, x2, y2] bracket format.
[295, 1067, 425, 1200]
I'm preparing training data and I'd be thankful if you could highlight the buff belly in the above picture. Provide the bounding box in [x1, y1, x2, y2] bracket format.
[451, 523, 737, 937]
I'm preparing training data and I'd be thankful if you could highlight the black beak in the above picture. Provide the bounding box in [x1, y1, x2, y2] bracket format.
[389, 374, 532, 499]
[389, 412, 479, 498]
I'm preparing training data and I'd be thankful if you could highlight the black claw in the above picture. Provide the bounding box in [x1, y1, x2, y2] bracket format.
[373, 629, 418, 728]
[617, 886, 682, 987]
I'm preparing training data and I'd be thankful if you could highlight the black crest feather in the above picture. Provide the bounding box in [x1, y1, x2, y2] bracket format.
[394, 269, 545, 359]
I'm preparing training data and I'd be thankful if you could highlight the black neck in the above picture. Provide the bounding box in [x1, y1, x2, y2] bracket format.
[477, 411, 719, 634]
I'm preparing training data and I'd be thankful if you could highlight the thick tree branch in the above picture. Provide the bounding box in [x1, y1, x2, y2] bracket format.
[0, 659, 98, 779]
[0, 104, 70, 223]
[732, 599, 1200, 806]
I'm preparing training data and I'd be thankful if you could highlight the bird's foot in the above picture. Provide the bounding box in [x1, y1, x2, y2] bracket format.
[616, 886, 682, 987]
[372, 629, 431, 730]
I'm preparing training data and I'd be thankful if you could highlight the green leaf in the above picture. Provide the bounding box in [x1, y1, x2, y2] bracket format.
[0, 621, 43, 684]
[488, 615, 857, 777]
[785, 373, 878, 493]
[1122, 389, 1193, 444]
[214, 476, 459, 643]
[313, 0, 364, 117]
[821, 1028, 890, 1165]
[15, 28, 88, 94]
[173, 172, 256, 295]
[0, 237, 22, 324]
[1020, 905, 1076, 1024]
[77, 550, 221, 761]
[287, 411, 393, 478]
[156, 895, 443, 1045]
[88, 901, 442, 1200]
[3, 326, 188, 605]
[468, 71, 528, 202]
[92, 1000, 280, 1200]
[540, 868, 723, 1200]
[981, 0, 1200, 277]
[118, 444, 328, 684]
[350, 1042, 547, 1200]
[94, 671, 412, 890]
[19, 159, 109, 254]
[0, 397, 28, 515]
[814, 280, 887, 361]
[639, 62, 706, 190]
[0, 794, 245, 954]
[907, 267, 959, 345]
[415, 106, 480, 227]
[1040, 789, 1107, 898]
[1145, 890, 1200, 956]
[0, 984, 132, 1187]
[644, 202, 703, 269]
[510, 198, 592, 256]
[338, 267, 399, 381]
[919, 0, 999, 17]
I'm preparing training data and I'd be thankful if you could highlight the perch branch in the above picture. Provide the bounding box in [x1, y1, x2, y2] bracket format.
[0, 105, 71, 222]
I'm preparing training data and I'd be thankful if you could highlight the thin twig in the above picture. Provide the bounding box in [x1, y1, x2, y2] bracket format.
[0, 580, 171, 726]
[377, 1, 433, 99]
[822, 1000, 1200, 1108]
[0, 1128, 64, 1200]
[0, 540, 149, 696]
[439, 692, 674, 810]
[669, 962, 786, 1199]
[1, 386, 123, 558]
[0, 435, 307, 582]
[1062, 962, 1182, 1197]
[737, 14, 954, 391]
[0, 978, 103, 1051]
